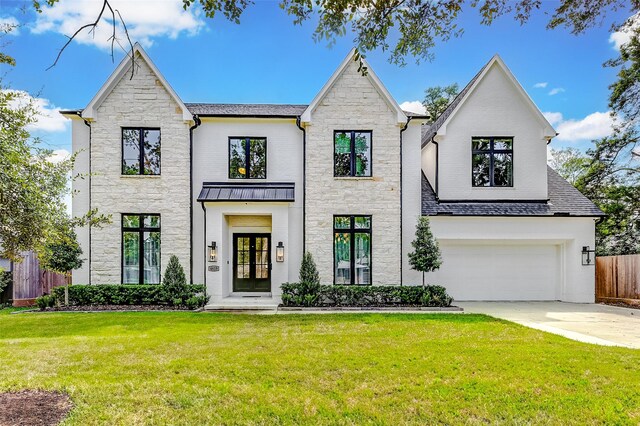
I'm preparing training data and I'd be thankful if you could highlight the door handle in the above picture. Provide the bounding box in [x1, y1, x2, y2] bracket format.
[269, 263, 272, 271]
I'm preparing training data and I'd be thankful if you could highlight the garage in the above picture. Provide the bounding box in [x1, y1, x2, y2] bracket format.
[431, 242, 562, 301]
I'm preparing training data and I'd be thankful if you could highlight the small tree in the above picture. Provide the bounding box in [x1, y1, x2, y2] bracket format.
[299, 252, 320, 286]
[162, 255, 187, 305]
[40, 230, 84, 306]
[408, 217, 442, 287]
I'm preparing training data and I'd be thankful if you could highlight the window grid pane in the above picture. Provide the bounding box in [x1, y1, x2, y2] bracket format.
[122, 129, 140, 175]
[122, 214, 161, 284]
[472, 137, 513, 187]
[143, 129, 161, 175]
[334, 215, 371, 285]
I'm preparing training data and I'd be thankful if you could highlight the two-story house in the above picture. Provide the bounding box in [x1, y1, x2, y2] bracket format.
[62, 44, 603, 307]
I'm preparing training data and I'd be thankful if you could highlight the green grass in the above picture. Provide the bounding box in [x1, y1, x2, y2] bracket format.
[1, 311, 639, 425]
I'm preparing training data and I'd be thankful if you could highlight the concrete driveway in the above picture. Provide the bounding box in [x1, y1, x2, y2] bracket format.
[457, 301, 640, 349]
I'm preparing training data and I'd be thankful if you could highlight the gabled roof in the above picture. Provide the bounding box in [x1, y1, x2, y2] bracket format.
[301, 48, 408, 124]
[82, 43, 192, 122]
[421, 167, 604, 217]
[422, 54, 556, 147]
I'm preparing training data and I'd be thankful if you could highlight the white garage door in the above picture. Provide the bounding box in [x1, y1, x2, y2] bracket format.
[433, 243, 561, 301]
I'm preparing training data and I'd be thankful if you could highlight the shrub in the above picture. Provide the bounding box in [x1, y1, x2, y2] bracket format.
[162, 255, 188, 305]
[299, 252, 320, 286]
[51, 284, 207, 308]
[281, 283, 453, 307]
[35, 294, 56, 310]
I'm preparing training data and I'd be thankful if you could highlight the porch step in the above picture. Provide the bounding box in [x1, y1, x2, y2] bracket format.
[204, 296, 279, 312]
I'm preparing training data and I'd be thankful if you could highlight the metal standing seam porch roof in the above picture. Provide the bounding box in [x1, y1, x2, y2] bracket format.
[197, 182, 295, 202]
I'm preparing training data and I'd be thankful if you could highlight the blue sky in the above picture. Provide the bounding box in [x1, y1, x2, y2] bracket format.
[1, 0, 635, 157]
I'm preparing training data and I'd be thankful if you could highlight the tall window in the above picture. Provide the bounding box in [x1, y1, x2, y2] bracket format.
[334, 215, 371, 285]
[122, 128, 161, 175]
[229, 137, 267, 179]
[122, 214, 161, 284]
[472, 137, 513, 187]
[334, 131, 372, 177]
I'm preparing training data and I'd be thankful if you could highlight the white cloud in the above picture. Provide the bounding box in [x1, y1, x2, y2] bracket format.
[0, 16, 20, 34]
[609, 13, 639, 50]
[543, 111, 563, 126]
[5, 90, 69, 133]
[533, 82, 548, 89]
[47, 149, 71, 163]
[399, 100, 427, 115]
[548, 88, 565, 96]
[546, 111, 617, 142]
[31, 0, 204, 50]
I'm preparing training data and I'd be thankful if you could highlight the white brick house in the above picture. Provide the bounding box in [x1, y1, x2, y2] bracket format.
[62, 44, 603, 306]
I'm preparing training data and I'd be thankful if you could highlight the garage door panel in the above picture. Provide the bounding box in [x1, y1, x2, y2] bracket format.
[431, 244, 560, 301]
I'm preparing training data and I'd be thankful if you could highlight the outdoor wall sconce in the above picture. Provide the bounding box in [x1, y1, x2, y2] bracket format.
[581, 246, 595, 266]
[276, 242, 285, 262]
[208, 241, 218, 262]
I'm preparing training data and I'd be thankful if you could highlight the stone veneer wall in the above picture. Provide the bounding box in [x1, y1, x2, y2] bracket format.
[305, 60, 402, 285]
[89, 52, 191, 283]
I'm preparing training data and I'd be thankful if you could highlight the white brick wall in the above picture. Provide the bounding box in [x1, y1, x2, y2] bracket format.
[89, 52, 191, 283]
[305, 60, 402, 285]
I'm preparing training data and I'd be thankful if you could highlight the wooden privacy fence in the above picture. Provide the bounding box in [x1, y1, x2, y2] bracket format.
[12, 251, 70, 307]
[596, 254, 640, 304]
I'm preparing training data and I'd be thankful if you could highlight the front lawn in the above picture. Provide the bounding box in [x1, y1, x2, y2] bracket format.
[0, 311, 638, 424]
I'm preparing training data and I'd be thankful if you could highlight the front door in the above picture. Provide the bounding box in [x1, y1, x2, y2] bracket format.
[233, 233, 271, 292]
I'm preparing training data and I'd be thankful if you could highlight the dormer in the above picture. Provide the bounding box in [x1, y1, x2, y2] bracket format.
[421, 55, 556, 201]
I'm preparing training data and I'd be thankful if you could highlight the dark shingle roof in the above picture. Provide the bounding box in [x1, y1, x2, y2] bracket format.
[421, 58, 493, 147]
[186, 103, 427, 119]
[422, 167, 604, 217]
[198, 182, 295, 202]
[186, 103, 307, 117]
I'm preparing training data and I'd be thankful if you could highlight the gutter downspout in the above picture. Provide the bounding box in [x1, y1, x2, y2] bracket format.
[189, 115, 201, 284]
[399, 116, 412, 287]
[200, 202, 207, 298]
[296, 117, 306, 254]
[431, 136, 439, 199]
[78, 112, 92, 285]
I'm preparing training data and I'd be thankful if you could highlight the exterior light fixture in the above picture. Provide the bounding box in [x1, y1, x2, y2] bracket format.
[276, 242, 285, 262]
[208, 241, 218, 262]
[581, 246, 595, 266]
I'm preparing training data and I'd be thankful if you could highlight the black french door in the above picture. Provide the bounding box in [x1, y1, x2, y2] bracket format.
[233, 234, 271, 292]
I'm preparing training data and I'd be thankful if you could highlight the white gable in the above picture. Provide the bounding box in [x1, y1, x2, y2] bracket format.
[437, 55, 556, 140]
[82, 43, 192, 122]
[301, 48, 407, 124]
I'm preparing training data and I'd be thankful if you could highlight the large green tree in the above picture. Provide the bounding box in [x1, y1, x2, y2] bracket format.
[422, 84, 459, 124]
[550, 140, 640, 256]
[0, 23, 108, 262]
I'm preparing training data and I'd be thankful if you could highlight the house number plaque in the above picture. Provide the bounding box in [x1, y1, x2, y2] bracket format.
[208, 265, 220, 272]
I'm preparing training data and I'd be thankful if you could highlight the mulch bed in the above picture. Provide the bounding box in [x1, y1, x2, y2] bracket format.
[38, 305, 193, 312]
[0, 390, 72, 426]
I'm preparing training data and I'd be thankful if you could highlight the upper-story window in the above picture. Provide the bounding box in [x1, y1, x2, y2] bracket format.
[122, 128, 161, 175]
[472, 137, 513, 187]
[229, 137, 267, 179]
[334, 131, 372, 177]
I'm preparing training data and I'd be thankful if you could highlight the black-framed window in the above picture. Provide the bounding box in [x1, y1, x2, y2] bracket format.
[122, 214, 161, 284]
[334, 131, 372, 177]
[472, 137, 513, 187]
[334, 215, 371, 285]
[229, 137, 267, 179]
[122, 128, 161, 175]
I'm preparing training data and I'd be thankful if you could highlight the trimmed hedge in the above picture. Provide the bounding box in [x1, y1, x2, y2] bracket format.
[280, 283, 453, 307]
[50, 284, 208, 308]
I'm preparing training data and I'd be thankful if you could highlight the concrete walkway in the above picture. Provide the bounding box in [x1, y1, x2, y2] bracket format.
[458, 301, 640, 349]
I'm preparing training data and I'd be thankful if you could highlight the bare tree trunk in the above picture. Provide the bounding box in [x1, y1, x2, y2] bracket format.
[422, 272, 425, 288]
